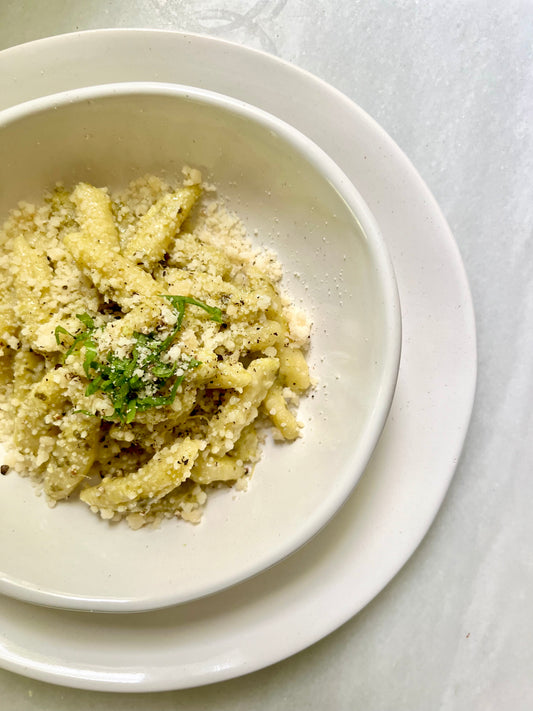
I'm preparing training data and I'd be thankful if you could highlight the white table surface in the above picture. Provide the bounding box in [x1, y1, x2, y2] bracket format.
[0, 1, 531, 709]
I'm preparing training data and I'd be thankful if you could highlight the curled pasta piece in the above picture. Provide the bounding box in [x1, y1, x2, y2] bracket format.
[124, 185, 201, 268]
[11, 236, 55, 349]
[191, 454, 246, 485]
[277, 346, 311, 393]
[63, 231, 160, 306]
[263, 383, 301, 441]
[231, 320, 286, 352]
[190, 361, 252, 390]
[126, 479, 206, 529]
[206, 357, 279, 457]
[14, 369, 68, 455]
[80, 437, 204, 513]
[71, 182, 120, 251]
[191, 424, 259, 485]
[168, 233, 234, 279]
[44, 413, 100, 499]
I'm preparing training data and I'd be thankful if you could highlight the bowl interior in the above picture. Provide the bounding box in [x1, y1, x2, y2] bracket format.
[0, 83, 400, 611]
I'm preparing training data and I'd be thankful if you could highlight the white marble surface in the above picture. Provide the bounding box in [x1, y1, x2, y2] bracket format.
[0, 1, 531, 709]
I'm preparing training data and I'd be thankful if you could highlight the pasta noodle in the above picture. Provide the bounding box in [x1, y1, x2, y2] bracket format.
[0, 168, 312, 528]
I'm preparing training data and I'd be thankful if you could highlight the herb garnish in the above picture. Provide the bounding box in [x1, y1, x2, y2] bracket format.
[55, 296, 222, 424]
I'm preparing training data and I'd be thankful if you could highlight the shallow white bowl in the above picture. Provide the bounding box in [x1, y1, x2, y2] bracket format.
[0, 82, 400, 611]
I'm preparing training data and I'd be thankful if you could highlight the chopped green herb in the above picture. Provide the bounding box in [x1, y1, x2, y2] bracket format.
[162, 294, 222, 325]
[54, 296, 222, 423]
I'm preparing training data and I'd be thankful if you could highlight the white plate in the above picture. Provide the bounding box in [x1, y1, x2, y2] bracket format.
[0, 30, 476, 691]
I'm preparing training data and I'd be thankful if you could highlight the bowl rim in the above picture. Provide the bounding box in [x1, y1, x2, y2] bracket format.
[0, 81, 402, 611]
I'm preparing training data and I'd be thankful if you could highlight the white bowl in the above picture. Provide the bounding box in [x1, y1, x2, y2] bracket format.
[0, 82, 401, 611]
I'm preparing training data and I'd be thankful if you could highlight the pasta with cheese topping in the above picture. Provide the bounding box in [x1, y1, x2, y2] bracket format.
[0, 168, 311, 528]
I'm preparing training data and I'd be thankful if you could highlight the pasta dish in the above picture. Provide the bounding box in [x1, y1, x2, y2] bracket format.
[0, 169, 311, 528]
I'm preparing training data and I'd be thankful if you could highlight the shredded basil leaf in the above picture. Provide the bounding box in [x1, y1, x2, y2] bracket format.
[55, 295, 222, 423]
